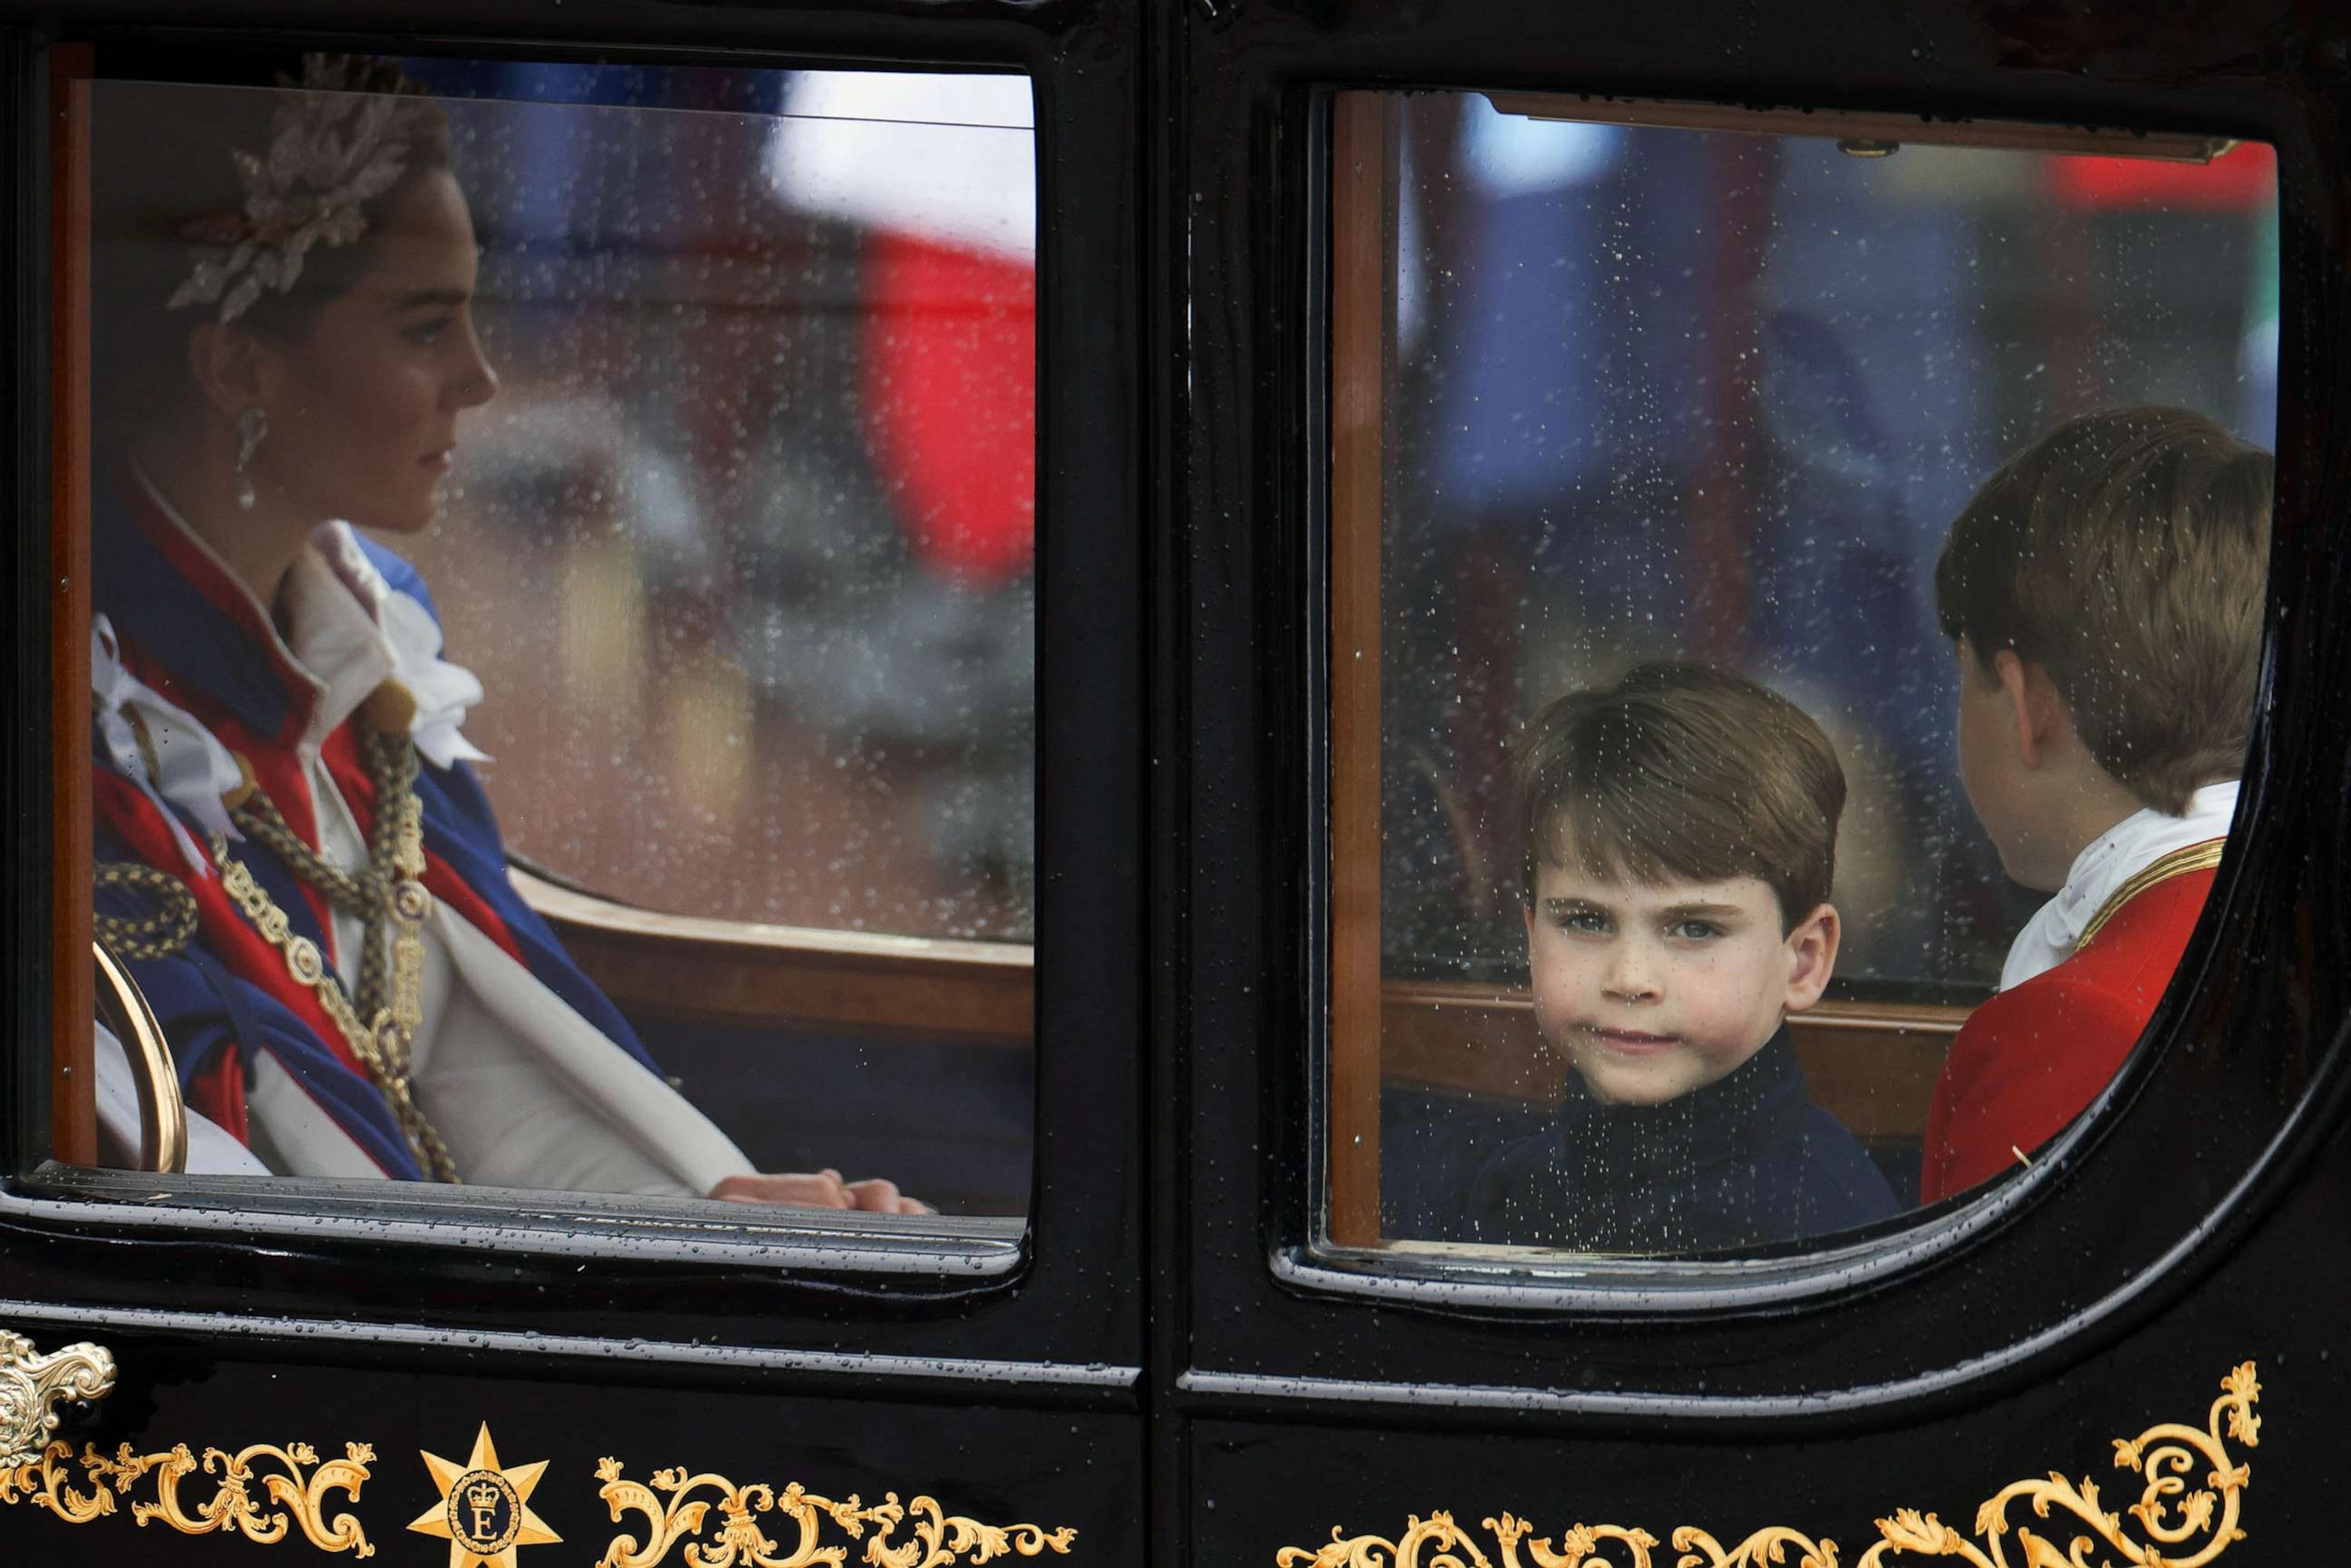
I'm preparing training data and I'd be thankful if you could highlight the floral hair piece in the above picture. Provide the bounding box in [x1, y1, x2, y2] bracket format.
[167, 55, 433, 324]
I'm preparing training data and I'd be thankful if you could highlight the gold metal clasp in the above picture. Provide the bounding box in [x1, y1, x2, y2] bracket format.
[0, 1328, 117, 1469]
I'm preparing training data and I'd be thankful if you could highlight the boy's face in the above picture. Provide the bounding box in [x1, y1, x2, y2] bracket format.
[1522, 859, 1839, 1107]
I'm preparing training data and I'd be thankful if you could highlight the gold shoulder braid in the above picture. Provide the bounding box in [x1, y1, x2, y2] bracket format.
[2075, 837, 2228, 952]
[208, 723, 459, 1183]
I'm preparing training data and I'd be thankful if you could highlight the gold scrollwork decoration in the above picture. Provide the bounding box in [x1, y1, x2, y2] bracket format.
[1275, 1361, 2262, 1568]
[1671, 1525, 1839, 1568]
[1276, 1511, 1831, 1568]
[0, 1328, 118, 1469]
[0, 1439, 123, 1525]
[1856, 1360, 2259, 1568]
[595, 1456, 1080, 1568]
[1, 1436, 377, 1556]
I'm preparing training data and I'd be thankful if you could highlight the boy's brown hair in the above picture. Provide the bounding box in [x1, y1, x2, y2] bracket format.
[1935, 405, 2271, 815]
[1513, 662, 1845, 931]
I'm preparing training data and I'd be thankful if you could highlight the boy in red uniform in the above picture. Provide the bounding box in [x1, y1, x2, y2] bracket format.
[1922, 406, 2271, 1202]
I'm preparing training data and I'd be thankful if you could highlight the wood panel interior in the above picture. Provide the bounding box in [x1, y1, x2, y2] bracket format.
[514, 866, 1033, 1048]
[1380, 979, 1964, 1141]
[524, 862, 1958, 1143]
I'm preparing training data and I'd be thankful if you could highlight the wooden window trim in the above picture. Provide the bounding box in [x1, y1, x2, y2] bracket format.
[510, 865, 1033, 1048]
[1325, 92, 1401, 1247]
[1380, 978, 1963, 1142]
[51, 47, 95, 1165]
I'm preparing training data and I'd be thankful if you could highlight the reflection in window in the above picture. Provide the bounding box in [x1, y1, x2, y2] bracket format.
[1327, 93, 2274, 1254]
[74, 56, 1034, 1218]
[409, 65, 1036, 944]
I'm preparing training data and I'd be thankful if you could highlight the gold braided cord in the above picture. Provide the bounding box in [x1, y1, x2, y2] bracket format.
[230, 725, 422, 1038]
[233, 794, 375, 915]
[93, 862, 200, 961]
[2075, 837, 2227, 952]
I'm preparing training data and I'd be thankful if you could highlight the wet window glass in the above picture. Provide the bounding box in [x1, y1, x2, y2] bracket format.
[68, 56, 1034, 1221]
[1325, 91, 2276, 1256]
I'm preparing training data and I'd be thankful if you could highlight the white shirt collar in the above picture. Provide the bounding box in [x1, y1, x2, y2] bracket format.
[1998, 780, 2239, 991]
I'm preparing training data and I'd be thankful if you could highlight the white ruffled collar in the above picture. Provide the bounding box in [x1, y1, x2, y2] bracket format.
[114, 468, 487, 774]
[1998, 781, 2239, 991]
[294, 521, 490, 769]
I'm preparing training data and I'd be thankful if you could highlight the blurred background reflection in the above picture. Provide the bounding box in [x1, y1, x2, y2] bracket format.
[403, 64, 1037, 945]
[389, 65, 1038, 1212]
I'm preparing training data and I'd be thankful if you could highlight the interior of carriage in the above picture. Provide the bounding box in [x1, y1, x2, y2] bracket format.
[1327, 90, 2276, 1240]
[55, 54, 2276, 1252]
[63, 58, 1042, 1216]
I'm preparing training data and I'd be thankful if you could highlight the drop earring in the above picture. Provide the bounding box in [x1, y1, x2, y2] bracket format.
[233, 406, 267, 511]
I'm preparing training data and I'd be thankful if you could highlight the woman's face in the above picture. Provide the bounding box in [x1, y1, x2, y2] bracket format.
[250, 169, 497, 535]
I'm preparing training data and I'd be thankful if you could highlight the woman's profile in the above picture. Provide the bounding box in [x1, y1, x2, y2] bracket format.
[85, 54, 918, 1211]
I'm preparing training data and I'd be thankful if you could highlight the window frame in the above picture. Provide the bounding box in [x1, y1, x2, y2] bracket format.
[1307, 86, 2284, 1296]
[1163, 9, 2349, 1416]
[0, 4, 1143, 1381]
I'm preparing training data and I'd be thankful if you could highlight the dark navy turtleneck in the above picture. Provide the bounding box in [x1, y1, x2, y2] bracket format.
[1452, 1023, 1899, 1253]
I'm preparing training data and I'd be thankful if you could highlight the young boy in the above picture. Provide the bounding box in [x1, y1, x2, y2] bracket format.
[1924, 405, 2270, 1202]
[1459, 662, 1897, 1253]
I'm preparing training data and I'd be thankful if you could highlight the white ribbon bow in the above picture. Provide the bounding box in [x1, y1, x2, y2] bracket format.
[378, 588, 491, 769]
[315, 523, 490, 770]
[91, 614, 243, 875]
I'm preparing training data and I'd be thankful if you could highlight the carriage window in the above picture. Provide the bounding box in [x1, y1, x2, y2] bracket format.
[1326, 91, 2276, 1257]
[63, 56, 1035, 1224]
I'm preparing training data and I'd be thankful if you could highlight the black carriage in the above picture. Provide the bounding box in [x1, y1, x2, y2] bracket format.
[0, 0, 2343, 1564]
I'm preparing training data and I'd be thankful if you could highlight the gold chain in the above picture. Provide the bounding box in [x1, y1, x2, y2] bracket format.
[211, 842, 458, 1182]
[204, 730, 459, 1184]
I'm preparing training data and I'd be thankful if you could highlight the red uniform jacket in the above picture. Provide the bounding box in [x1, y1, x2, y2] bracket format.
[1919, 865, 2218, 1204]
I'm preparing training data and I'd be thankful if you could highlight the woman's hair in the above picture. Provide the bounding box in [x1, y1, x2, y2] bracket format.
[1511, 661, 1847, 931]
[89, 54, 452, 446]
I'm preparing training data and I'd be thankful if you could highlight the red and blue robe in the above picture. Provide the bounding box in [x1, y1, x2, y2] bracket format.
[92, 478, 752, 1192]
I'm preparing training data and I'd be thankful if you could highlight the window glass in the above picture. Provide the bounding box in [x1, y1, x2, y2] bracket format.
[1328, 91, 2275, 1255]
[409, 65, 1037, 942]
[72, 55, 1034, 1221]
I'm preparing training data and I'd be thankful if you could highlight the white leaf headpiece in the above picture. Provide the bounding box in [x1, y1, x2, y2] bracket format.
[167, 56, 435, 324]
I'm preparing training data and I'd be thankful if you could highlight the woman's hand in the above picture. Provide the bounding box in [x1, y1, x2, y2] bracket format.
[708, 1169, 932, 1214]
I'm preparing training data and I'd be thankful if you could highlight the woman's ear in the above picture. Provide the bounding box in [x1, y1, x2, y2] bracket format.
[1782, 901, 1841, 1012]
[184, 320, 269, 422]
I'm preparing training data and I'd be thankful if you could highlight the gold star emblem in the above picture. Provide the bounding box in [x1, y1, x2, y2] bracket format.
[406, 1423, 562, 1567]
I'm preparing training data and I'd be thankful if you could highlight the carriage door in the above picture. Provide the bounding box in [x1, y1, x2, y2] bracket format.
[1161, 0, 2351, 1561]
[2, 5, 1146, 1564]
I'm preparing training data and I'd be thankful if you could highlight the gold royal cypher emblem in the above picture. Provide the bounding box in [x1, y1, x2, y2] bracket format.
[409, 1423, 562, 1568]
